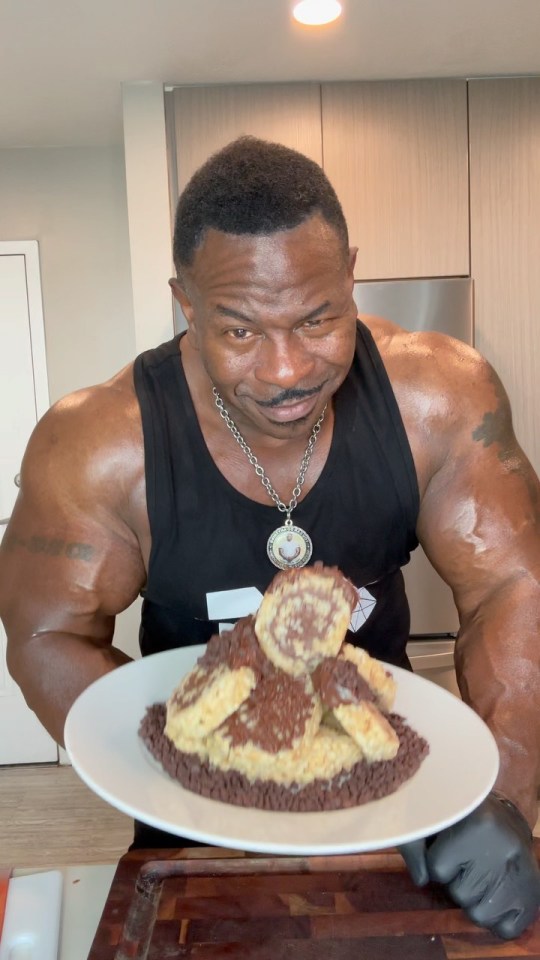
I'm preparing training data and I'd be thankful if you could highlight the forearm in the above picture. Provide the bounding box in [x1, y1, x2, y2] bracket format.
[455, 576, 540, 828]
[7, 631, 133, 747]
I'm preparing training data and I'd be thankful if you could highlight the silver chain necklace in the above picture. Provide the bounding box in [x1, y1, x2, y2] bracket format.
[213, 387, 326, 569]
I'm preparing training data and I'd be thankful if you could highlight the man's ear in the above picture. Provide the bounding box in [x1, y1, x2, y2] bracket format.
[169, 277, 198, 344]
[347, 246, 358, 279]
[169, 277, 192, 316]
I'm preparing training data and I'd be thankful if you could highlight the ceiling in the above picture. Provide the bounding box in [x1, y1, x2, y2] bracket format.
[2, 0, 540, 148]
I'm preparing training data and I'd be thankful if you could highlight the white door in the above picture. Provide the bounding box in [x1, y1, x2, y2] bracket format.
[0, 242, 58, 763]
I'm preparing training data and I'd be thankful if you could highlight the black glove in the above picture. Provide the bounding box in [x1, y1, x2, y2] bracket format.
[399, 792, 540, 939]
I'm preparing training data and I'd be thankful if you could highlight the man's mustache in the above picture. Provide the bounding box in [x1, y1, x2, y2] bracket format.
[256, 385, 323, 408]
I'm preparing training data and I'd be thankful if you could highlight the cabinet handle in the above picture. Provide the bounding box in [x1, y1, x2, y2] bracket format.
[0, 518, 10, 526]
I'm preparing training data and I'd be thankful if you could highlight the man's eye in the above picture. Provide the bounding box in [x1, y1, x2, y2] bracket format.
[228, 328, 252, 340]
[303, 317, 325, 329]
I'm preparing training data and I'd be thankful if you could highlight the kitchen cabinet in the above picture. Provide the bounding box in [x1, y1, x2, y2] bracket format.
[322, 80, 470, 280]
[168, 82, 322, 198]
[168, 79, 469, 281]
[469, 78, 540, 473]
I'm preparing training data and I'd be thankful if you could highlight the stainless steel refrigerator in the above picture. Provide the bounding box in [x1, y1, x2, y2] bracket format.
[353, 278, 473, 693]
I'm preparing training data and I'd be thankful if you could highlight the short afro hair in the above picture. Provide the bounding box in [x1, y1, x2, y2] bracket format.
[173, 136, 349, 273]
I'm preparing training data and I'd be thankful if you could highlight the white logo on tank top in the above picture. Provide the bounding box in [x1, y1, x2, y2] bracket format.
[350, 586, 377, 632]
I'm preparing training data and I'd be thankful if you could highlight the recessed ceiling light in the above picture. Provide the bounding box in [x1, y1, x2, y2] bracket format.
[292, 0, 343, 27]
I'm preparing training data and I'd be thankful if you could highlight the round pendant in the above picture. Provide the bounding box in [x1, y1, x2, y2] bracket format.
[267, 523, 312, 570]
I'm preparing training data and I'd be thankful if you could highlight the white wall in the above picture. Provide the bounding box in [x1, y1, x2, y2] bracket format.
[0, 144, 142, 659]
[122, 82, 176, 353]
[0, 145, 135, 402]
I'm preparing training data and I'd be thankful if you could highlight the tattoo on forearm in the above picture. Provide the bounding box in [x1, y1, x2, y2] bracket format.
[1, 530, 95, 561]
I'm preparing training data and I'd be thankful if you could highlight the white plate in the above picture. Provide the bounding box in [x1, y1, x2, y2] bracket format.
[64, 646, 499, 856]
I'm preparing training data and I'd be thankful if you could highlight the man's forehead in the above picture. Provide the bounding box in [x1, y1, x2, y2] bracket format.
[184, 217, 346, 289]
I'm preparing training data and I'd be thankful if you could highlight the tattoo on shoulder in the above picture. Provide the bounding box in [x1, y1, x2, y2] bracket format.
[471, 369, 539, 516]
[1, 531, 95, 561]
[471, 369, 514, 461]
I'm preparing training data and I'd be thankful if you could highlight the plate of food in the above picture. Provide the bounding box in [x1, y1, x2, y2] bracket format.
[64, 565, 499, 855]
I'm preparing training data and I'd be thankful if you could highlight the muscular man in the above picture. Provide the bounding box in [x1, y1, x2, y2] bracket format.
[0, 137, 538, 938]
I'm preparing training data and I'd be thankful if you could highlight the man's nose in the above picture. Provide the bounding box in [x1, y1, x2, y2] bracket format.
[255, 334, 315, 388]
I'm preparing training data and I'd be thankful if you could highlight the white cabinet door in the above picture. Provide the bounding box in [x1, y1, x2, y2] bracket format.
[0, 242, 58, 763]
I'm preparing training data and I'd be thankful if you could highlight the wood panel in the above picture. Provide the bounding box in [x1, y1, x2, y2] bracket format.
[171, 83, 323, 196]
[0, 765, 133, 868]
[469, 78, 540, 474]
[322, 80, 469, 279]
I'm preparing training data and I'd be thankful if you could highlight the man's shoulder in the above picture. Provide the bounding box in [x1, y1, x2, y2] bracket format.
[360, 314, 491, 416]
[27, 362, 143, 496]
[47, 362, 140, 438]
[359, 314, 502, 495]
[361, 312, 470, 363]
[12, 361, 149, 573]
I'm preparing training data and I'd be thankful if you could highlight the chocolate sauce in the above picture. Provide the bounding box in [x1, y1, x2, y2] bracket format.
[312, 657, 376, 709]
[218, 674, 315, 752]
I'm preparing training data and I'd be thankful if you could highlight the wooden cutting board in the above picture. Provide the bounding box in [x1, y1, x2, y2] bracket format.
[88, 842, 540, 960]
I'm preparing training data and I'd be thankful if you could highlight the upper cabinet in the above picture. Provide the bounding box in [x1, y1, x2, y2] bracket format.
[168, 83, 323, 198]
[168, 80, 470, 281]
[321, 81, 470, 280]
[469, 78, 540, 473]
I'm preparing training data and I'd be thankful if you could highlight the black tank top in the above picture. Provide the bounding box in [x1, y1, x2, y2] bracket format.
[133, 322, 420, 667]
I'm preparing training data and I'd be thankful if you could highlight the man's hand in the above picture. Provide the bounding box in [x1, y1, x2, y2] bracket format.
[399, 793, 540, 939]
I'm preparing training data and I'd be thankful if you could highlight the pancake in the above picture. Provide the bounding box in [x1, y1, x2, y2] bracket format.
[207, 672, 323, 784]
[165, 661, 256, 749]
[254, 563, 358, 676]
[312, 650, 399, 760]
